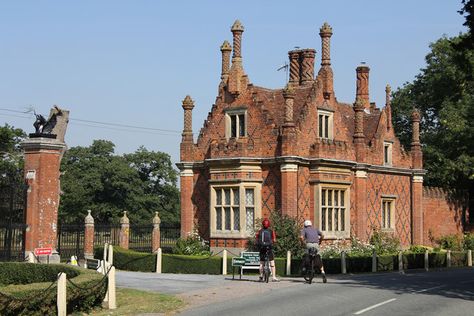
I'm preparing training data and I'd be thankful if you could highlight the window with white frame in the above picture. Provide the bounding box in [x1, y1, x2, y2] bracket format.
[383, 142, 393, 166]
[211, 185, 259, 237]
[225, 110, 246, 139]
[318, 186, 350, 237]
[381, 198, 395, 230]
[318, 110, 333, 139]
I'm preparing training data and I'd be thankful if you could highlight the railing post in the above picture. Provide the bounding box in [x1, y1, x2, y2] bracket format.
[119, 211, 130, 249]
[84, 210, 95, 259]
[57, 272, 67, 316]
[152, 212, 161, 253]
[107, 266, 117, 309]
[372, 250, 377, 272]
[108, 244, 114, 266]
[286, 250, 291, 276]
[424, 250, 429, 271]
[468, 250, 472, 267]
[156, 248, 162, 273]
[341, 251, 347, 274]
[398, 251, 403, 272]
[222, 249, 227, 275]
[447, 250, 451, 268]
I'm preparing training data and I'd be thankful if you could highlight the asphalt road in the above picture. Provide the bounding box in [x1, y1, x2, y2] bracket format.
[175, 268, 474, 316]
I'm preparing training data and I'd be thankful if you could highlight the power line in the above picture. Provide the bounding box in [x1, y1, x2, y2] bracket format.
[0, 107, 182, 134]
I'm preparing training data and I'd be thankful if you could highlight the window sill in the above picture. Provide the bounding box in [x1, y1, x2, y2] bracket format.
[211, 231, 250, 239]
[321, 231, 350, 239]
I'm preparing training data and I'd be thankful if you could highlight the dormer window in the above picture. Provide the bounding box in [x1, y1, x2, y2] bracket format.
[225, 108, 247, 140]
[318, 110, 333, 139]
[383, 141, 393, 166]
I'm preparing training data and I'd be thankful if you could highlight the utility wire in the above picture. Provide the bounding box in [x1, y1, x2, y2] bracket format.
[0, 107, 182, 135]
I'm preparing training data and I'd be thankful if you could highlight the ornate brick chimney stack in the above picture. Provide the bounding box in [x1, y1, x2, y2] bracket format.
[353, 97, 366, 160]
[288, 50, 300, 86]
[300, 49, 316, 85]
[318, 22, 334, 99]
[356, 63, 370, 109]
[228, 20, 247, 95]
[180, 95, 195, 161]
[220, 40, 232, 83]
[411, 108, 422, 169]
[385, 84, 392, 130]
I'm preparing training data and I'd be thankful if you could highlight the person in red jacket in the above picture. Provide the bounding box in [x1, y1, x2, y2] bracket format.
[255, 218, 279, 282]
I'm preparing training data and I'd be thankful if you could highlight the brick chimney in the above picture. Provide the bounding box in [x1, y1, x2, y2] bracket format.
[385, 84, 392, 130]
[411, 108, 422, 169]
[356, 63, 370, 109]
[288, 50, 301, 85]
[228, 20, 247, 95]
[220, 40, 232, 82]
[180, 95, 195, 161]
[318, 22, 334, 98]
[288, 49, 315, 86]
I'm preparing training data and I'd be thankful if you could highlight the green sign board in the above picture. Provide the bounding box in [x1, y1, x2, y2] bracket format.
[241, 252, 260, 265]
[232, 257, 246, 266]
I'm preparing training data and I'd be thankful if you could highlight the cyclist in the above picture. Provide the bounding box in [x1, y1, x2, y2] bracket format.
[300, 219, 326, 281]
[256, 218, 279, 282]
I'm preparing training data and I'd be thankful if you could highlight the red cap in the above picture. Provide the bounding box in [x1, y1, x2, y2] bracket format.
[262, 218, 270, 228]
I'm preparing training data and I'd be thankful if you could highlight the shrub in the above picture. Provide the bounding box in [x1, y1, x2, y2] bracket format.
[0, 263, 80, 285]
[437, 234, 463, 251]
[369, 229, 400, 255]
[463, 233, 474, 250]
[347, 236, 374, 257]
[0, 264, 106, 315]
[408, 245, 429, 254]
[172, 232, 210, 256]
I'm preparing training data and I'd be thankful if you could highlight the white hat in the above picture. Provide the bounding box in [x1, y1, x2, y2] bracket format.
[304, 220, 312, 227]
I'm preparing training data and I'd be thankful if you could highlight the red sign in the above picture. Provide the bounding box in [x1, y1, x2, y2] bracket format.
[34, 248, 53, 256]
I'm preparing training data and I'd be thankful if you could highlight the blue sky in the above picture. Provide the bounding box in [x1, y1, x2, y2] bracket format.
[0, 1, 467, 165]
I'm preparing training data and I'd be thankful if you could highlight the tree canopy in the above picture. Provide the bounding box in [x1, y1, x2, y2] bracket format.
[391, 1, 473, 208]
[59, 140, 180, 224]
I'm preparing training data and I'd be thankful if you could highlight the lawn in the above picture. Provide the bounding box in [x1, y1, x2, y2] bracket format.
[75, 287, 186, 316]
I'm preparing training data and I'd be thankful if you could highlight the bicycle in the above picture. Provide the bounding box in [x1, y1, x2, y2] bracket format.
[303, 247, 327, 284]
[262, 246, 271, 283]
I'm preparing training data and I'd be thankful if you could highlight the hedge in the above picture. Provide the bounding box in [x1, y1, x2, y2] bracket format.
[0, 263, 106, 316]
[0, 263, 80, 286]
[94, 247, 471, 275]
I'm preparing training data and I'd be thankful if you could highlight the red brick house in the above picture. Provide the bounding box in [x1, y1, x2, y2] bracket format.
[177, 21, 468, 252]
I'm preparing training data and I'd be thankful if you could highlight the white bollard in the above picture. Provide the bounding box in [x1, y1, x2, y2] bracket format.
[107, 266, 117, 309]
[222, 249, 227, 275]
[108, 244, 114, 266]
[447, 250, 451, 268]
[398, 251, 403, 272]
[341, 251, 347, 274]
[57, 273, 67, 316]
[103, 243, 108, 264]
[468, 250, 472, 267]
[156, 248, 162, 273]
[286, 251, 291, 276]
[28, 252, 35, 263]
[372, 251, 377, 273]
[424, 250, 429, 271]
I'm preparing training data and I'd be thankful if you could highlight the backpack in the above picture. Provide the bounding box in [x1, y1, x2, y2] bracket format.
[258, 228, 272, 247]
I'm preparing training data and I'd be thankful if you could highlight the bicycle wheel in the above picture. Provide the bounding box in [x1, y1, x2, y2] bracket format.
[264, 261, 270, 283]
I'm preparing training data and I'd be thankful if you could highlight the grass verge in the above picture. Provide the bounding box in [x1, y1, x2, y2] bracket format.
[74, 288, 186, 316]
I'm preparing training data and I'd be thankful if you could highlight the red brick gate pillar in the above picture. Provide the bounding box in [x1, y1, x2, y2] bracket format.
[84, 210, 95, 259]
[152, 212, 161, 253]
[119, 211, 130, 249]
[22, 136, 66, 262]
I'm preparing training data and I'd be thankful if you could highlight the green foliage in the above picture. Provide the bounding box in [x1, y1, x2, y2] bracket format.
[463, 233, 474, 250]
[391, 31, 474, 202]
[251, 212, 305, 258]
[437, 234, 463, 251]
[347, 236, 374, 257]
[59, 141, 180, 224]
[408, 245, 429, 254]
[369, 229, 400, 255]
[0, 264, 106, 315]
[172, 232, 210, 256]
[0, 263, 79, 285]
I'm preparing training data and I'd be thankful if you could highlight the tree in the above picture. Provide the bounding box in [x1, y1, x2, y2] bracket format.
[59, 140, 180, 224]
[391, 2, 474, 217]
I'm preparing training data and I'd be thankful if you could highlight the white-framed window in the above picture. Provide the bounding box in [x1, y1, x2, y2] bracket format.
[381, 198, 395, 230]
[225, 109, 247, 139]
[315, 184, 350, 238]
[210, 183, 261, 238]
[318, 110, 334, 140]
[383, 141, 393, 166]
